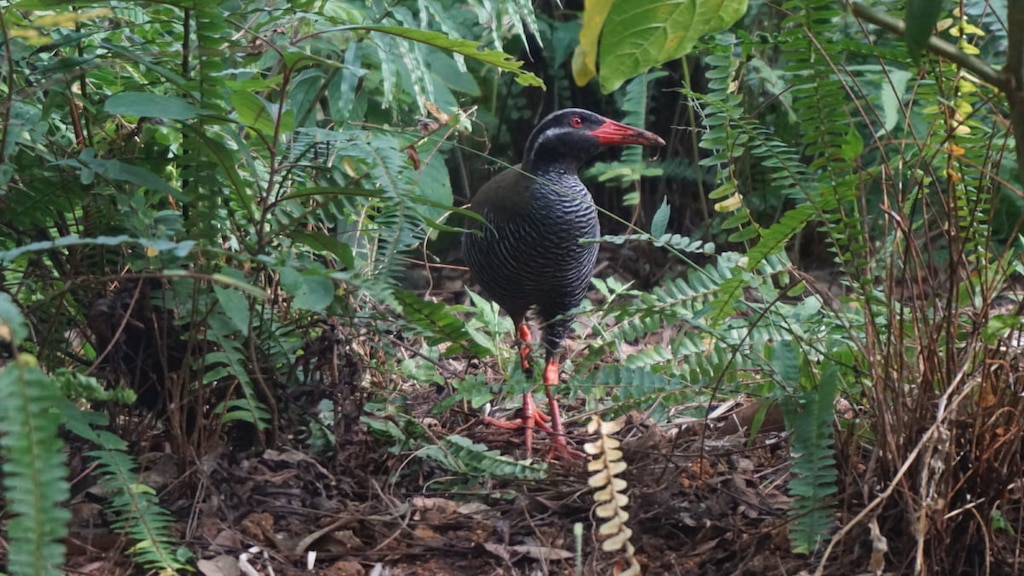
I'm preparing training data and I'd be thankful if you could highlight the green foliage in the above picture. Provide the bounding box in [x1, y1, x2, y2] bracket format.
[3, 0, 1021, 571]
[343, 25, 543, 88]
[579, 250, 798, 381]
[1, 295, 184, 575]
[586, 73, 666, 198]
[0, 295, 69, 576]
[394, 288, 493, 358]
[420, 435, 548, 480]
[0, 0, 549, 570]
[686, 0, 1019, 563]
[301, 128, 454, 283]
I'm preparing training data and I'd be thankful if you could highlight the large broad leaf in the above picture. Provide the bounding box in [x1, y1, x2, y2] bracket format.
[105, 92, 201, 121]
[0, 236, 196, 264]
[278, 266, 335, 312]
[213, 269, 252, 337]
[572, 0, 616, 86]
[905, 0, 943, 63]
[650, 196, 670, 238]
[0, 293, 29, 345]
[574, 0, 748, 93]
[230, 90, 295, 139]
[72, 151, 180, 197]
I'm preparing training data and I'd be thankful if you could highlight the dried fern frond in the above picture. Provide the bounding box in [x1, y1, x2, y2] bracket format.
[585, 415, 640, 576]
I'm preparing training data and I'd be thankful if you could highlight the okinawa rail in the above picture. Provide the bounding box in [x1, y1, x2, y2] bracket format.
[463, 108, 665, 458]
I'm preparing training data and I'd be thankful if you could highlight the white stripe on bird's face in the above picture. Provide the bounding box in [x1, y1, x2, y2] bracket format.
[522, 109, 606, 171]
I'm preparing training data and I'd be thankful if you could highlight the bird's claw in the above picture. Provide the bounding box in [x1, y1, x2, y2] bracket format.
[547, 439, 585, 462]
[485, 392, 578, 457]
[482, 411, 553, 433]
[483, 393, 553, 432]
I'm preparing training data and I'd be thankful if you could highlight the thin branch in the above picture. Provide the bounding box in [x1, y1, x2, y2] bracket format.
[849, 1, 1004, 90]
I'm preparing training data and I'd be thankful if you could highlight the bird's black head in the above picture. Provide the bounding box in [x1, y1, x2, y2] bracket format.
[522, 108, 664, 171]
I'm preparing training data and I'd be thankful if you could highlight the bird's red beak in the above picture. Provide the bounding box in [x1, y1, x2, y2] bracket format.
[589, 119, 665, 147]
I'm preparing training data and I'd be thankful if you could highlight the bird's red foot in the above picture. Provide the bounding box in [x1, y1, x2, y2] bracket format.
[483, 341, 583, 462]
[482, 400, 552, 431]
[546, 436, 585, 462]
[483, 392, 553, 455]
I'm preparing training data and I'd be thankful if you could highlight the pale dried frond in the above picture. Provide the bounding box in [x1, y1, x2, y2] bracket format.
[585, 415, 640, 576]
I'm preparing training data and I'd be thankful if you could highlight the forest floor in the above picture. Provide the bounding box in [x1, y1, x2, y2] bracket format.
[66, 399, 833, 576]
[59, 246, 887, 576]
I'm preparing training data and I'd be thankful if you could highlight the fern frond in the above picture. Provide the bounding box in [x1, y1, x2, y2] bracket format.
[585, 73, 666, 193]
[585, 416, 640, 576]
[778, 345, 840, 554]
[88, 450, 190, 573]
[0, 357, 71, 576]
[420, 434, 547, 479]
[205, 337, 271, 430]
[299, 128, 452, 284]
[394, 289, 493, 358]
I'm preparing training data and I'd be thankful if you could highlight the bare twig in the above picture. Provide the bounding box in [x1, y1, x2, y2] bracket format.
[813, 358, 978, 576]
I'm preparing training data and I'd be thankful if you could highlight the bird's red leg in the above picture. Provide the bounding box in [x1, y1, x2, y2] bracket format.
[515, 323, 550, 425]
[542, 359, 584, 461]
[517, 323, 533, 371]
[482, 322, 552, 456]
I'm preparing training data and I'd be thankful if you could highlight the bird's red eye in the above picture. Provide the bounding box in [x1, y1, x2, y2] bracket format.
[570, 115, 583, 128]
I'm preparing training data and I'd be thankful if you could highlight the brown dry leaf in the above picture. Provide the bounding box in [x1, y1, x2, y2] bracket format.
[255, 467, 299, 485]
[455, 502, 491, 515]
[322, 560, 366, 576]
[483, 542, 511, 561]
[239, 512, 275, 543]
[212, 528, 243, 549]
[263, 448, 332, 476]
[75, 561, 122, 575]
[69, 501, 103, 525]
[412, 524, 443, 542]
[138, 452, 178, 490]
[333, 529, 365, 549]
[309, 528, 364, 554]
[197, 555, 241, 576]
[685, 538, 722, 557]
[764, 490, 794, 511]
[679, 457, 715, 489]
[411, 496, 459, 515]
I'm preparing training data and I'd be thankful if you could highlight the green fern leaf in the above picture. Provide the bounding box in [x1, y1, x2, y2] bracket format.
[781, 353, 840, 555]
[0, 359, 71, 576]
[88, 450, 190, 573]
[394, 289, 493, 358]
[419, 435, 548, 479]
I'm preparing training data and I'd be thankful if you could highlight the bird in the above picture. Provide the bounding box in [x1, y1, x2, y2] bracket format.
[463, 108, 665, 458]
